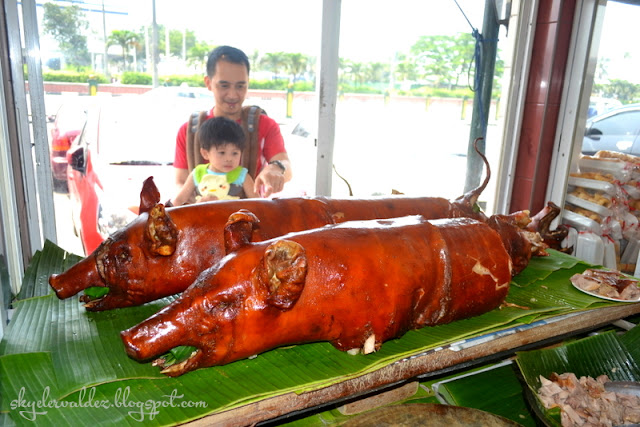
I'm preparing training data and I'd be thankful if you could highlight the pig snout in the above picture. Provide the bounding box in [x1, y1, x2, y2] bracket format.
[121, 313, 187, 362]
[49, 257, 104, 299]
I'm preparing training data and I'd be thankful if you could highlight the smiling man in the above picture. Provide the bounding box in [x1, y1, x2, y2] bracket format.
[173, 46, 292, 199]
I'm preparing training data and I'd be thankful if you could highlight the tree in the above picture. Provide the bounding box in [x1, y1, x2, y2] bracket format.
[410, 34, 476, 89]
[602, 79, 640, 103]
[450, 33, 476, 87]
[344, 61, 366, 86]
[394, 53, 419, 83]
[365, 62, 388, 84]
[107, 30, 139, 71]
[284, 53, 308, 82]
[249, 49, 260, 72]
[260, 52, 287, 78]
[42, 2, 90, 69]
[187, 41, 213, 69]
[168, 28, 197, 58]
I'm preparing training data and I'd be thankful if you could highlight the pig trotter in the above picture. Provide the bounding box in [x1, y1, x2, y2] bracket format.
[527, 201, 569, 252]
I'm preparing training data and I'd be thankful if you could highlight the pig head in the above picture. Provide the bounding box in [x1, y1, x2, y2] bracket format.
[49, 177, 491, 311]
[121, 211, 518, 377]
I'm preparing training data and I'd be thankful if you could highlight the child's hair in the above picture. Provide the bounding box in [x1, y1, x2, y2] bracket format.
[198, 117, 246, 151]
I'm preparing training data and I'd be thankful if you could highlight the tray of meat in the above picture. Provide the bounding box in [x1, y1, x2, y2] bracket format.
[570, 268, 640, 302]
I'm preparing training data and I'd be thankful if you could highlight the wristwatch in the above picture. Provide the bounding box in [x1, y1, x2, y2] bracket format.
[268, 160, 286, 173]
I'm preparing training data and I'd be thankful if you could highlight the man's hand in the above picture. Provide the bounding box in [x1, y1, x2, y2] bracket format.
[254, 162, 286, 197]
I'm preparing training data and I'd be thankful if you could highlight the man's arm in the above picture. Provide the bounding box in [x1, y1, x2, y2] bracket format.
[171, 171, 196, 206]
[175, 167, 189, 191]
[173, 121, 191, 190]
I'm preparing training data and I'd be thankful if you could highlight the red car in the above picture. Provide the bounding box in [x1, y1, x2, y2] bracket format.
[66, 96, 188, 254]
[49, 99, 91, 192]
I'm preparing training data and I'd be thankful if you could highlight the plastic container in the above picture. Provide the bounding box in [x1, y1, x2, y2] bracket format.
[562, 226, 578, 256]
[602, 237, 617, 270]
[624, 184, 640, 200]
[579, 157, 631, 182]
[567, 176, 617, 196]
[562, 210, 602, 235]
[574, 231, 604, 265]
[565, 194, 612, 218]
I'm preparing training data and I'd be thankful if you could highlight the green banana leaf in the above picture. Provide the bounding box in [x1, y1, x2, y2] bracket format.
[515, 325, 640, 427]
[433, 361, 537, 427]
[0, 241, 636, 425]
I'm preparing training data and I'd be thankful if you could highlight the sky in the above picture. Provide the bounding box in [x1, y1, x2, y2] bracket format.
[39, 0, 487, 63]
[37, 0, 640, 83]
[596, 1, 640, 84]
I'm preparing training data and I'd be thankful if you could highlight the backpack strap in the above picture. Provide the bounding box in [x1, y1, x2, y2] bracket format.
[241, 105, 263, 178]
[186, 110, 209, 172]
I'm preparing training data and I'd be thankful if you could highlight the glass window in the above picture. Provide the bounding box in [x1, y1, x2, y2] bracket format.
[592, 111, 640, 137]
[36, 0, 513, 254]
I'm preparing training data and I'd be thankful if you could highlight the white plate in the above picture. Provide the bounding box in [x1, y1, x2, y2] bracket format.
[571, 280, 640, 302]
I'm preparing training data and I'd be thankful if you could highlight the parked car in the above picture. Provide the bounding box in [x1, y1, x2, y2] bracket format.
[49, 98, 94, 192]
[66, 95, 191, 255]
[581, 103, 640, 156]
[141, 85, 212, 112]
[586, 96, 622, 118]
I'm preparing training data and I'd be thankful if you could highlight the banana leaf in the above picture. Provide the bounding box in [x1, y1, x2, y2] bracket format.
[434, 361, 537, 427]
[515, 325, 640, 426]
[0, 242, 636, 425]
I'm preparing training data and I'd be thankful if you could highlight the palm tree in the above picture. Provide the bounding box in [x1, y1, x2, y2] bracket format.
[250, 49, 260, 72]
[285, 53, 308, 82]
[260, 52, 287, 78]
[348, 61, 365, 87]
[107, 30, 139, 71]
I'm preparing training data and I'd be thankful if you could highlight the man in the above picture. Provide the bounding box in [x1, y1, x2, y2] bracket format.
[174, 45, 292, 198]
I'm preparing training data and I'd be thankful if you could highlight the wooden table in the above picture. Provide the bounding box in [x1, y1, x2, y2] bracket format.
[185, 303, 640, 426]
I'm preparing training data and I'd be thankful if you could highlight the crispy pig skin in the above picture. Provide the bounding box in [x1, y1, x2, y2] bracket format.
[121, 215, 514, 376]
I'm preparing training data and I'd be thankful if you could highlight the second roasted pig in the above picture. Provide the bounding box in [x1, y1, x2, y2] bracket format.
[121, 211, 533, 376]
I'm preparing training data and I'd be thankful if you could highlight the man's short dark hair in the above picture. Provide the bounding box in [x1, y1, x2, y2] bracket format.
[206, 46, 250, 77]
[198, 117, 246, 151]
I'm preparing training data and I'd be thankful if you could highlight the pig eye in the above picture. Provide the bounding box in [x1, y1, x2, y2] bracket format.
[114, 246, 131, 264]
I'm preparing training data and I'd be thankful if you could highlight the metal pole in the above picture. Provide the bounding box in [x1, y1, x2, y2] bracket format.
[152, 0, 159, 87]
[18, 0, 57, 248]
[315, 0, 341, 196]
[463, 1, 499, 193]
[102, 0, 109, 79]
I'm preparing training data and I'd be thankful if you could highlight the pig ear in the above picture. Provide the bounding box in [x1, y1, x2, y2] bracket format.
[139, 177, 161, 214]
[145, 203, 178, 256]
[224, 209, 260, 253]
[262, 240, 307, 310]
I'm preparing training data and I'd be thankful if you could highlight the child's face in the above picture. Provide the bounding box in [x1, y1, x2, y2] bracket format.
[201, 143, 242, 173]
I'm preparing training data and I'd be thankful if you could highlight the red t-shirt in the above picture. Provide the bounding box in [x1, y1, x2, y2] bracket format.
[174, 108, 286, 175]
